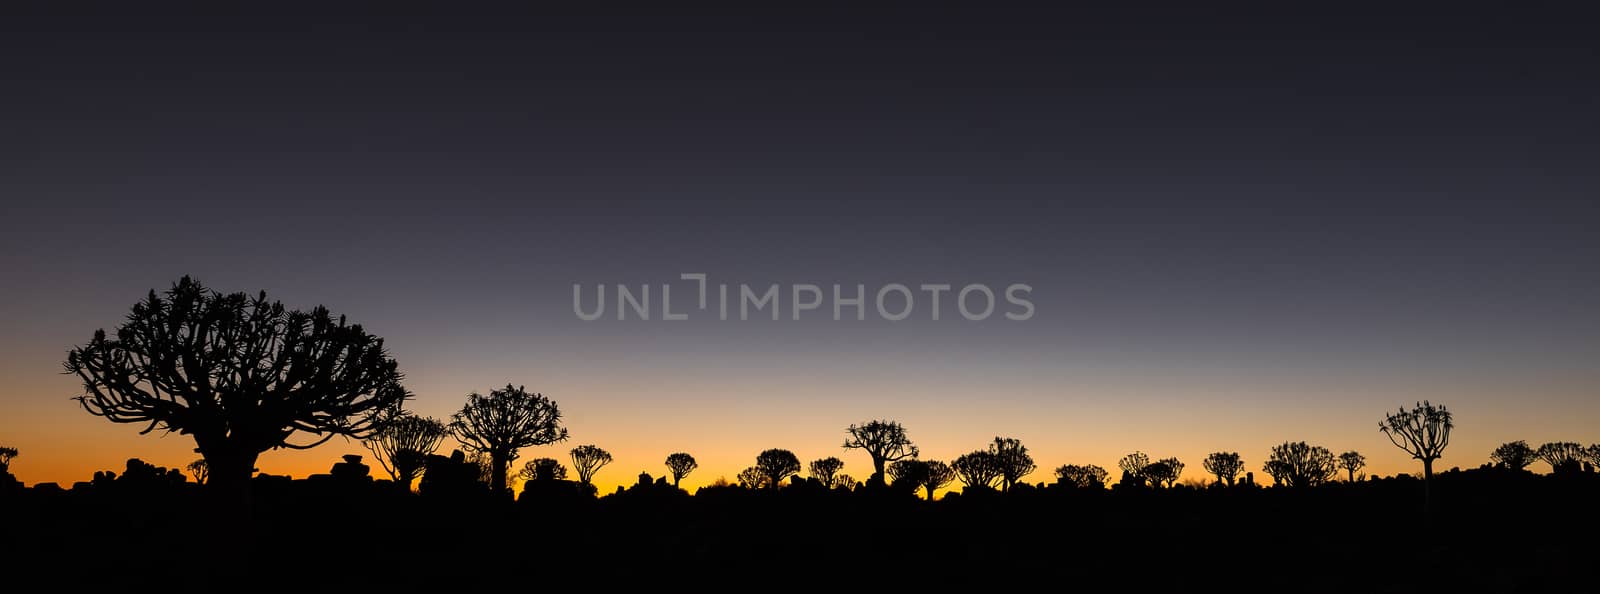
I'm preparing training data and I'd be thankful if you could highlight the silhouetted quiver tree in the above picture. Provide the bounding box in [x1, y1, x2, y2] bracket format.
[1337, 451, 1366, 482]
[186, 459, 208, 485]
[1490, 441, 1537, 471]
[809, 456, 845, 488]
[1379, 401, 1452, 508]
[570, 445, 613, 485]
[519, 458, 568, 481]
[755, 449, 801, 490]
[1054, 464, 1109, 489]
[364, 410, 447, 491]
[918, 460, 956, 500]
[989, 437, 1036, 491]
[887, 459, 929, 492]
[466, 451, 495, 486]
[64, 277, 409, 498]
[737, 466, 768, 489]
[1537, 442, 1585, 475]
[1118, 452, 1151, 487]
[952, 451, 1002, 490]
[450, 384, 568, 494]
[843, 420, 918, 487]
[1143, 461, 1177, 489]
[1264, 442, 1338, 488]
[0, 446, 17, 473]
[1155, 457, 1184, 488]
[1202, 452, 1244, 486]
[664, 452, 697, 487]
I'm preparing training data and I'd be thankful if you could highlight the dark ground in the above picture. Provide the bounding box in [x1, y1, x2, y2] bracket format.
[5, 468, 1594, 592]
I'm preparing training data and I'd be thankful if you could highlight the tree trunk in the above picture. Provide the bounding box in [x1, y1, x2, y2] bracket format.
[1348, 468, 1356, 483]
[673, 475, 681, 488]
[204, 447, 260, 507]
[490, 452, 509, 496]
[923, 485, 934, 500]
[1422, 457, 1434, 515]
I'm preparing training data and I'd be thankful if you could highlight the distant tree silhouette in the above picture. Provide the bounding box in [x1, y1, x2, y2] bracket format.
[1337, 451, 1366, 482]
[843, 420, 918, 486]
[664, 453, 698, 488]
[465, 451, 495, 486]
[737, 466, 768, 489]
[450, 384, 569, 494]
[989, 437, 1036, 492]
[887, 459, 929, 491]
[364, 410, 447, 492]
[1264, 442, 1338, 488]
[1490, 441, 1537, 471]
[0, 446, 16, 472]
[1143, 460, 1177, 489]
[1585, 445, 1600, 471]
[570, 445, 613, 485]
[1054, 464, 1109, 489]
[1202, 452, 1244, 486]
[809, 457, 845, 488]
[518, 458, 567, 481]
[952, 451, 1002, 490]
[918, 460, 956, 500]
[1263, 460, 1290, 486]
[1536, 442, 1585, 474]
[1118, 452, 1151, 486]
[1155, 457, 1184, 488]
[834, 474, 857, 490]
[1379, 401, 1452, 507]
[755, 449, 801, 490]
[64, 277, 408, 497]
[186, 459, 208, 485]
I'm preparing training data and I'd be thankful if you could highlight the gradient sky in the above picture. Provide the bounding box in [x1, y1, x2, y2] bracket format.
[3, 5, 1598, 495]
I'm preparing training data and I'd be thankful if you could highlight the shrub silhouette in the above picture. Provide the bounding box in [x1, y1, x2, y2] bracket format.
[843, 420, 917, 486]
[808, 456, 845, 488]
[664, 452, 698, 487]
[1054, 464, 1109, 489]
[0, 446, 16, 473]
[1490, 441, 1537, 471]
[64, 277, 407, 498]
[450, 384, 569, 494]
[519, 457, 568, 481]
[1202, 452, 1244, 486]
[833, 474, 857, 491]
[364, 410, 447, 492]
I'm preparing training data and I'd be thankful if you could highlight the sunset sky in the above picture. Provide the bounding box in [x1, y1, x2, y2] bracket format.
[3, 5, 1597, 496]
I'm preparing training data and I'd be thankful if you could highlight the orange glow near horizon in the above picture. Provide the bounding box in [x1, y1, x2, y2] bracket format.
[6, 338, 1598, 497]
